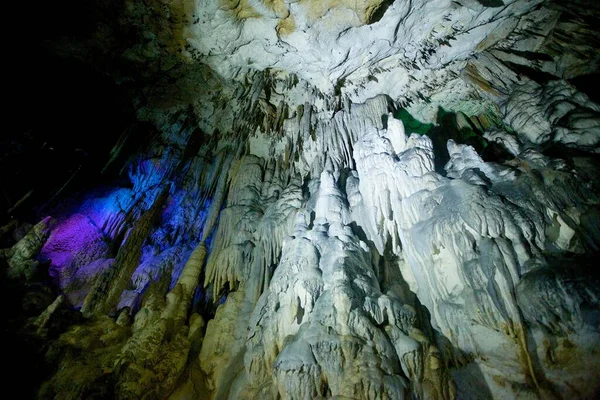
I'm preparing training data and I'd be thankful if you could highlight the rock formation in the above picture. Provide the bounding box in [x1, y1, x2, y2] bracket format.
[2, 0, 600, 399]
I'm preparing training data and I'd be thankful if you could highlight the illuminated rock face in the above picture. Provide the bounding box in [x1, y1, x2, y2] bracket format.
[6, 0, 600, 399]
[188, 0, 544, 103]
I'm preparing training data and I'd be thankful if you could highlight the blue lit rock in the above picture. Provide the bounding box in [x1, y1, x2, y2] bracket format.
[10, 0, 600, 399]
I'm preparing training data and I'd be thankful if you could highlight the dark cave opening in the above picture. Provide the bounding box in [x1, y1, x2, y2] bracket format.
[4, 46, 133, 224]
[367, 0, 395, 24]
[5, 0, 135, 225]
[570, 73, 600, 104]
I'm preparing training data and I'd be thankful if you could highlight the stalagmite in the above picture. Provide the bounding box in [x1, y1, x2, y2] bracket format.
[81, 186, 171, 317]
[6, 0, 600, 399]
[164, 151, 234, 327]
[33, 295, 65, 335]
[4, 216, 52, 279]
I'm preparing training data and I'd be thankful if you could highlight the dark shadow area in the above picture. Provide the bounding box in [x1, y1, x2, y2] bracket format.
[2, 3, 138, 397]
[480, 140, 516, 163]
[3, 1, 135, 226]
[541, 142, 600, 163]
[3, 48, 134, 224]
[476, 0, 504, 6]
[381, 113, 389, 130]
[1, 257, 84, 399]
[395, 107, 488, 174]
[517, 251, 600, 397]
[503, 60, 558, 85]
[450, 362, 495, 399]
[570, 73, 600, 104]
[367, 0, 395, 24]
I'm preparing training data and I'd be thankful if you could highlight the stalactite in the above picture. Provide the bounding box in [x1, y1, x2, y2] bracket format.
[81, 185, 171, 317]
[10, 1, 600, 398]
[93, 147, 237, 399]
[163, 150, 234, 327]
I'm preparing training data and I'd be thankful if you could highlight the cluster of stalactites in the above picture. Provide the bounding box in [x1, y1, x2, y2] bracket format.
[203, 153, 304, 301]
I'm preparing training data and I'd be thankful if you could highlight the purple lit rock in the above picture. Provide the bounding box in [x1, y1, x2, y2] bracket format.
[41, 214, 112, 303]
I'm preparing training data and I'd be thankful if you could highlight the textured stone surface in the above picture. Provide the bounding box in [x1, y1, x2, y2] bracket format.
[5, 0, 600, 399]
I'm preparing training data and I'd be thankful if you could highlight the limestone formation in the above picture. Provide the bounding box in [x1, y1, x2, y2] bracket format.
[3, 0, 600, 399]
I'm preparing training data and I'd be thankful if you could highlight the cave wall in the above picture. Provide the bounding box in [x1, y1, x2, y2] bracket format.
[2, 0, 600, 399]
